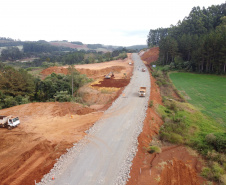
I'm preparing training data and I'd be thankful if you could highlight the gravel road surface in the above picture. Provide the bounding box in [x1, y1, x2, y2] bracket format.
[37, 53, 150, 185]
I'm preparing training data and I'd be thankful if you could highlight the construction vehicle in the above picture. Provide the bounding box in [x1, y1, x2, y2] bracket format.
[139, 87, 146, 97]
[105, 72, 114, 79]
[0, 115, 20, 130]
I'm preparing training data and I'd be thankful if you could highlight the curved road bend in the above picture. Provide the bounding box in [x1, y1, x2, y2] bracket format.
[40, 53, 150, 185]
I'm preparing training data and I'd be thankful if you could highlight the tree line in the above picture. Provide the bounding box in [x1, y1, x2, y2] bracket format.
[0, 37, 23, 47]
[1, 48, 129, 70]
[147, 3, 226, 73]
[0, 63, 91, 109]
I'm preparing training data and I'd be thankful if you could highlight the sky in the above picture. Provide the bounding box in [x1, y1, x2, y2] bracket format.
[1, 0, 225, 46]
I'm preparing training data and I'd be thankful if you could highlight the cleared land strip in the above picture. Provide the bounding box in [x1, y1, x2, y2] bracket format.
[38, 53, 150, 185]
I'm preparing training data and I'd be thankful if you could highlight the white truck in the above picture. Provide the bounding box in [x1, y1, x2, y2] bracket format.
[139, 87, 146, 97]
[0, 115, 20, 130]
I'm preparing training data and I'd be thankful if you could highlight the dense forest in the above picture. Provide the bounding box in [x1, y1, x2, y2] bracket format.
[147, 3, 226, 74]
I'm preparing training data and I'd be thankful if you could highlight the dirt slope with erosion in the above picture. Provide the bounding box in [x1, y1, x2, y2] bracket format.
[0, 56, 133, 185]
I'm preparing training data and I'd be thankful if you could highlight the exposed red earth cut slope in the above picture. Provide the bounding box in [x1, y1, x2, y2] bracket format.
[140, 47, 159, 64]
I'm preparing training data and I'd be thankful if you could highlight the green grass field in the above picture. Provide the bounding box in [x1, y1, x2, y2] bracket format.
[169, 72, 226, 126]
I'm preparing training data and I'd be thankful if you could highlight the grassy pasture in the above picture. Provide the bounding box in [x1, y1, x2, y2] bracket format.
[169, 72, 226, 126]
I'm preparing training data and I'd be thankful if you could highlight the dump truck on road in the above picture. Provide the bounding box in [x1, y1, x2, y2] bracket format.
[0, 115, 20, 130]
[139, 87, 146, 97]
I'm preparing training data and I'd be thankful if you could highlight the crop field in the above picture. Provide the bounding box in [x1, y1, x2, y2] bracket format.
[169, 72, 226, 126]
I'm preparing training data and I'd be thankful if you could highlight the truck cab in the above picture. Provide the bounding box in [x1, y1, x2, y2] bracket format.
[0, 116, 20, 130]
[139, 87, 146, 97]
[8, 117, 20, 129]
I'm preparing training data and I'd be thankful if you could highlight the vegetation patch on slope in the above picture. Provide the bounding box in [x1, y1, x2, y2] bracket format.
[152, 68, 226, 183]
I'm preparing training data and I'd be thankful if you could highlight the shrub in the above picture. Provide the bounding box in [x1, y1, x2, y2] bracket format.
[149, 100, 153, 107]
[54, 91, 72, 102]
[162, 65, 170, 72]
[156, 81, 162, 86]
[212, 162, 224, 181]
[151, 71, 159, 78]
[170, 133, 184, 144]
[220, 174, 226, 184]
[201, 167, 212, 179]
[215, 134, 226, 153]
[4, 96, 17, 108]
[168, 102, 178, 112]
[205, 133, 217, 144]
[147, 146, 161, 154]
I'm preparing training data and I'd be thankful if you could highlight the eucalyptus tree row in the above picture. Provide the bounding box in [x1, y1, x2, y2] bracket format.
[147, 3, 226, 73]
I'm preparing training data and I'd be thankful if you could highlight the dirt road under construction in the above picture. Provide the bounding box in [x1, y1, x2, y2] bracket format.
[38, 53, 150, 185]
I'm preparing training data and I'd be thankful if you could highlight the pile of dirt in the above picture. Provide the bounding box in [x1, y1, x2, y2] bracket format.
[140, 47, 159, 64]
[92, 78, 130, 88]
[76, 66, 125, 79]
[40, 56, 133, 80]
[41, 65, 126, 79]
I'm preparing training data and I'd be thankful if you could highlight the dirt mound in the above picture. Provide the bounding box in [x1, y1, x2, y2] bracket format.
[141, 47, 159, 64]
[76, 66, 125, 79]
[0, 102, 94, 117]
[92, 78, 130, 88]
[41, 65, 126, 79]
[41, 66, 69, 76]
[40, 56, 133, 80]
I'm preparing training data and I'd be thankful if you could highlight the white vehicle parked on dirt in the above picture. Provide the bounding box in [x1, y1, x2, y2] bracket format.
[0, 115, 20, 130]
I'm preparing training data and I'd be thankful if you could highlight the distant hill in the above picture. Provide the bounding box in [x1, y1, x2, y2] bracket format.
[0, 37, 147, 53]
[49, 41, 89, 51]
[49, 41, 147, 52]
[0, 37, 23, 47]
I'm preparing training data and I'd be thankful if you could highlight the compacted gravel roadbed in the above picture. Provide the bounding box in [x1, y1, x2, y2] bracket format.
[38, 53, 150, 185]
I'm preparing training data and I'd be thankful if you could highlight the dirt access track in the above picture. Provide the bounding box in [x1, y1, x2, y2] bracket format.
[0, 55, 133, 185]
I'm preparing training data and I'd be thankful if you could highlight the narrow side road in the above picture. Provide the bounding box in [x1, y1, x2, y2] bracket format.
[38, 53, 151, 185]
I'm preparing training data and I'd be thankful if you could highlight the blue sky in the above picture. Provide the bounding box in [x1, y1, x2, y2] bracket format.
[1, 0, 225, 46]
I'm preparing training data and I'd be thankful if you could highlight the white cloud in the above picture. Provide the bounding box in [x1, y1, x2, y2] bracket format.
[0, 0, 225, 46]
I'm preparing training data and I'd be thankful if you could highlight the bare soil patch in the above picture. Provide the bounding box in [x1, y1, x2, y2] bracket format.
[140, 47, 159, 64]
[92, 78, 130, 88]
[41, 55, 133, 80]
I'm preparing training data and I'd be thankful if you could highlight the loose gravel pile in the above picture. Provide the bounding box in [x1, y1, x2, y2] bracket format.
[37, 53, 150, 185]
